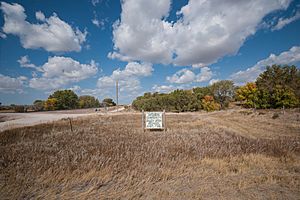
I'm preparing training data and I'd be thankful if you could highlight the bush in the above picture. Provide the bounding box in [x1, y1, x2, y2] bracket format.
[102, 98, 116, 107]
[79, 96, 100, 108]
[33, 100, 45, 111]
[201, 95, 221, 112]
[14, 105, 25, 113]
[272, 113, 280, 119]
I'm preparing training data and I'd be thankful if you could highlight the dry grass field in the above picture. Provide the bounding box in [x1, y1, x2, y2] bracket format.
[0, 109, 300, 199]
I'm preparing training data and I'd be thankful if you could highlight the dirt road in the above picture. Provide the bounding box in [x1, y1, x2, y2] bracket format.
[0, 112, 94, 132]
[0, 107, 125, 132]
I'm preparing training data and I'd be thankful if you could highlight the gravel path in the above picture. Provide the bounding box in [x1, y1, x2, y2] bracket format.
[0, 112, 95, 132]
[0, 107, 125, 132]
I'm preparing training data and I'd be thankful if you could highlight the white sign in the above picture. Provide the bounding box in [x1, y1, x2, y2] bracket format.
[145, 112, 163, 129]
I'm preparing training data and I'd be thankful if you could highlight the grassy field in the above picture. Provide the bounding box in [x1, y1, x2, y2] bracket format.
[0, 109, 300, 199]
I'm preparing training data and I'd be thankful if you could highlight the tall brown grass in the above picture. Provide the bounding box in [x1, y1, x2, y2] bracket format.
[0, 111, 300, 199]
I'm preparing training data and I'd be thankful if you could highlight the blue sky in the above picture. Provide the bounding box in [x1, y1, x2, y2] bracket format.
[0, 0, 300, 105]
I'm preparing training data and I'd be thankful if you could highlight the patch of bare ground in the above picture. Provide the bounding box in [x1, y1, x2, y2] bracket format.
[0, 110, 299, 199]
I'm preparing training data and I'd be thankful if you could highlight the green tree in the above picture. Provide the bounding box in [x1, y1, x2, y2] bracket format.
[48, 90, 79, 110]
[256, 65, 300, 96]
[79, 95, 100, 108]
[210, 80, 235, 108]
[193, 86, 212, 100]
[33, 100, 45, 111]
[271, 86, 299, 108]
[256, 65, 300, 108]
[132, 90, 201, 112]
[102, 98, 116, 107]
[170, 89, 200, 112]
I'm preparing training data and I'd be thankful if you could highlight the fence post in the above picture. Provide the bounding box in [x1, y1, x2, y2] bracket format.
[68, 117, 73, 132]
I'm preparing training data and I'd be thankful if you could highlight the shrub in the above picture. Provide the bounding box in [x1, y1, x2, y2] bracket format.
[33, 100, 45, 111]
[272, 113, 280, 119]
[201, 95, 221, 112]
[102, 98, 116, 107]
[14, 105, 25, 113]
[79, 96, 100, 108]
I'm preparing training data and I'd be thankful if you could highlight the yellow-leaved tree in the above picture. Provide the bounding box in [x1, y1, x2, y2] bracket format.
[44, 98, 58, 111]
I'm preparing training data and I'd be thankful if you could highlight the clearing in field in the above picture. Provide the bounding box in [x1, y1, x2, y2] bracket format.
[0, 109, 300, 199]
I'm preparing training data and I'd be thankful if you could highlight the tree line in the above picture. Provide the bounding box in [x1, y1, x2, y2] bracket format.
[132, 65, 300, 112]
[0, 90, 116, 112]
[236, 65, 299, 109]
[132, 80, 234, 112]
[32, 90, 116, 111]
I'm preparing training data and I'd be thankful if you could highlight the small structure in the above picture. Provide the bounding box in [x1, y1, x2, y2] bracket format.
[142, 110, 166, 132]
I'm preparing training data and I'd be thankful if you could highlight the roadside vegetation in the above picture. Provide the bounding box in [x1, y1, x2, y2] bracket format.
[132, 65, 300, 112]
[40, 90, 102, 111]
[0, 91, 116, 112]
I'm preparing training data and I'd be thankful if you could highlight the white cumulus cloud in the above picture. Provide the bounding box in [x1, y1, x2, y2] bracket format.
[195, 67, 213, 83]
[230, 46, 300, 85]
[209, 79, 220, 85]
[29, 56, 99, 90]
[110, 0, 291, 66]
[0, 2, 87, 52]
[167, 69, 195, 84]
[0, 74, 27, 93]
[152, 84, 176, 93]
[97, 62, 153, 95]
[35, 11, 45, 21]
[167, 67, 213, 84]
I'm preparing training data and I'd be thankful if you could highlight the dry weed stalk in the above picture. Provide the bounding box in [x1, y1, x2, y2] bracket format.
[0, 111, 299, 199]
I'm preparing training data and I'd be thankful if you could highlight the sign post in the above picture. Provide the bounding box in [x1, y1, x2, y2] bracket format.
[142, 110, 166, 132]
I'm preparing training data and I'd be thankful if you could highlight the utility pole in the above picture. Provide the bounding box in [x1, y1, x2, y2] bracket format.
[116, 80, 119, 107]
